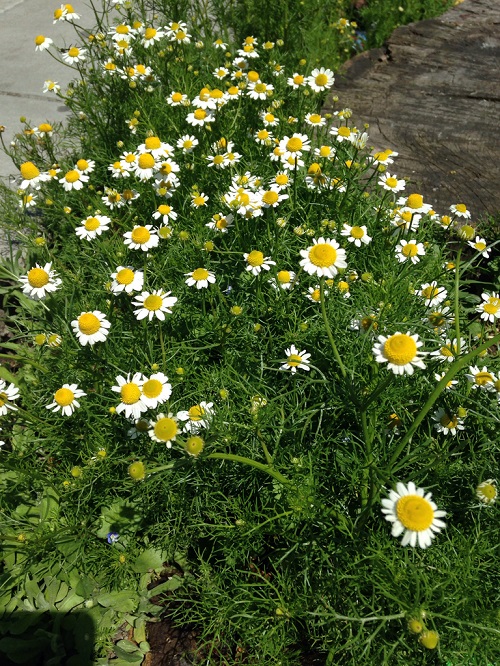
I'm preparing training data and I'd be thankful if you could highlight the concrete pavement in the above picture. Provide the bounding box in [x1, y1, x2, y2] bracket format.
[0, 0, 92, 182]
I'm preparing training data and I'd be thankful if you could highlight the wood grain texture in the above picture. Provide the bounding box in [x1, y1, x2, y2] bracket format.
[324, 0, 500, 220]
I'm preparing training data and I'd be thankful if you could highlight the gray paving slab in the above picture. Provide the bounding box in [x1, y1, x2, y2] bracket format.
[0, 0, 92, 182]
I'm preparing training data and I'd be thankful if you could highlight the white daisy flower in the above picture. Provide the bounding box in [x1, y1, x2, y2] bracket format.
[465, 365, 495, 390]
[330, 125, 355, 143]
[0, 381, 20, 415]
[75, 158, 95, 174]
[132, 153, 158, 180]
[177, 402, 214, 433]
[425, 306, 453, 332]
[434, 372, 458, 390]
[59, 169, 89, 191]
[148, 412, 179, 447]
[191, 192, 209, 208]
[34, 35, 53, 51]
[281, 345, 311, 373]
[304, 113, 326, 127]
[432, 408, 465, 436]
[167, 91, 188, 106]
[417, 282, 447, 307]
[46, 384, 86, 416]
[307, 67, 334, 92]
[110, 266, 144, 294]
[450, 203, 471, 219]
[142, 26, 164, 47]
[75, 214, 111, 241]
[395, 239, 425, 264]
[261, 111, 279, 126]
[244, 250, 276, 276]
[71, 311, 111, 346]
[278, 133, 311, 161]
[270, 172, 291, 191]
[152, 204, 177, 224]
[186, 109, 214, 126]
[430, 337, 466, 362]
[112, 373, 147, 420]
[371, 149, 398, 166]
[378, 172, 406, 192]
[62, 46, 86, 65]
[19, 263, 61, 300]
[314, 145, 336, 160]
[206, 213, 234, 233]
[140, 372, 172, 409]
[254, 128, 274, 146]
[213, 37, 227, 49]
[269, 270, 296, 290]
[476, 479, 497, 505]
[108, 161, 129, 178]
[306, 285, 324, 303]
[468, 236, 490, 258]
[373, 331, 426, 375]
[53, 4, 79, 21]
[261, 189, 288, 208]
[299, 237, 347, 278]
[340, 224, 372, 247]
[43, 80, 61, 94]
[137, 136, 173, 159]
[287, 73, 305, 89]
[247, 80, 274, 100]
[18, 161, 50, 189]
[123, 225, 159, 251]
[176, 134, 198, 152]
[381, 481, 446, 548]
[391, 208, 421, 233]
[396, 193, 433, 214]
[185, 268, 216, 289]
[132, 290, 177, 321]
[476, 292, 500, 323]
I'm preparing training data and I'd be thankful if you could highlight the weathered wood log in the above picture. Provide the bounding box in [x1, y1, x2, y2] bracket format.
[323, 0, 500, 221]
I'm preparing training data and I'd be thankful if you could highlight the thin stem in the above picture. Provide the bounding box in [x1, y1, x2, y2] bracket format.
[159, 325, 166, 368]
[207, 453, 290, 485]
[320, 278, 347, 379]
[454, 245, 462, 350]
[360, 410, 372, 509]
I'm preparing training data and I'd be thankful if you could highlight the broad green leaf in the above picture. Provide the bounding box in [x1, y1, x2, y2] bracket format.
[132, 548, 166, 573]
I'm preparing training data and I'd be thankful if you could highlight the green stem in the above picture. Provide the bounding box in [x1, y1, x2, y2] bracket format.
[159, 325, 166, 368]
[454, 245, 462, 351]
[320, 278, 347, 379]
[360, 410, 372, 509]
[206, 453, 290, 485]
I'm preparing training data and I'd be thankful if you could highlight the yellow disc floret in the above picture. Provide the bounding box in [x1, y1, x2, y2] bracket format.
[396, 495, 434, 531]
[383, 334, 417, 365]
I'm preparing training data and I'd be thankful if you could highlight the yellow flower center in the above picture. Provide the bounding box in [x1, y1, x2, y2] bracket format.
[310, 289, 321, 302]
[188, 405, 205, 421]
[131, 227, 151, 244]
[27, 267, 49, 287]
[193, 195, 206, 206]
[172, 92, 183, 103]
[0, 392, 7, 407]
[478, 483, 497, 500]
[383, 334, 417, 365]
[440, 413, 458, 428]
[68, 47, 80, 58]
[212, 155, 224, 165]
[277, 270, 291, 283]
[407, 193, 423, 209]
[129, 461, 146, 480]
[257, 130, 269, 140]
[215, 218, 227, 229]
[455, 203, 467, 213]
[275, 174, 289, 185]
[262, 190, 279, 205]
[158, 205, 171, 215]
[116, 25, 129, 34]
[308, 163, 321, 175]
[315, 73, 328, 86]
[192, 268, 209, 281]
[138, 153, 155, 169]
[319, 146, 331, 157]
[78, 313, 101, 335]
[309, 114, 321, 124]
[422, 286, 438, 300]
[237, 192, 250, 206]
[121, 383, 141, 404]
[293, 74, 304, 85]
[247, 250, 264, 267]
[254, 83, 267, 93]
[38, 123, 53, 133]
[338, 126, 351, 137]
[76, 159, 89, 170]
[350, 226, 364, 239]
[65, 170, 80, 183]
[145, 136, 161, 150]
[54, 387, 74, 407]
[144, 294, 163, 310]
[396, 495, 434, 531]
[84, 217, 100, 231]
[35, 35, 46, 45]
[308, 243, 336, 268]
[402, 243, 418, 257]
[484, 303, 499, 315]
[194, 109, 206, 120]
[142, 379, 163, 398]
[287, 354, 303, 367]
[54, 9, 63, 19]
[154, 417, 178, 441]
[185, 436, 204, 456]
[175, 30, 186, 40]
[474, 241, 486, 251]
[116, 268, 134, 285]
[211, 88, 224, 99]
[286, 137, 303, 152]
[20, 162, 40, 180]
[474, 371, 493, 386]
[386, 177, 398, 188]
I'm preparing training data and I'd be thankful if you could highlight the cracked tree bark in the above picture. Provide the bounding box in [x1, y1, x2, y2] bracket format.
[323, 0, 500, 221]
